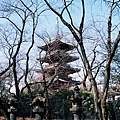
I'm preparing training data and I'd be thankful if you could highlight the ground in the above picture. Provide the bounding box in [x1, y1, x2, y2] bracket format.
[0, 117, 35, 120]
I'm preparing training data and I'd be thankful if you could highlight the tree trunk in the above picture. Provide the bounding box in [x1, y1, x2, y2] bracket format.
[44, 88, 51, 120]
[101, 99, 108, 120]
[92, 87, 103, 120]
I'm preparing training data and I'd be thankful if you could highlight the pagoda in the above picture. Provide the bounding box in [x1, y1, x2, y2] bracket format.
[37, 19, 80, 90]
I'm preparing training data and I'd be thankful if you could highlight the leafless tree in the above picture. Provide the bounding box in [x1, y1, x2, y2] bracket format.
[35, 29, 81, 119]
[43, 0, 120, 120]
[0, 0, 46, 100]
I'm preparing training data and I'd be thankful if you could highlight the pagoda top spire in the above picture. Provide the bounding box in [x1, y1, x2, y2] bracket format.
[55, 17, 60, 39]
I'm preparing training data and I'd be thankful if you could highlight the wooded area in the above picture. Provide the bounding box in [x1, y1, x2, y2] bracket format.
[0, 0, 120, 120]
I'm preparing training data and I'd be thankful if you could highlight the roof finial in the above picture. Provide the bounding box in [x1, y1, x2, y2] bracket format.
[56, 17, 60, 39]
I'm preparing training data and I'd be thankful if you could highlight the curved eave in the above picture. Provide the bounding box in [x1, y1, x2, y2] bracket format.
[36, 65, 80, 75]
[38, 39, 76, 51]
[57, 78, 81, 85]
[37, 55, 79, 63]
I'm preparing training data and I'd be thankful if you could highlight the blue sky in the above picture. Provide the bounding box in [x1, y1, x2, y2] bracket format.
[35, 0, 119, 45]
[0, 0, 120, 67]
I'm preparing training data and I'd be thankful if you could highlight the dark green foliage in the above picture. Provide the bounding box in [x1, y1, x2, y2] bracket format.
[107, 98, 120, 119]
[116, 98, 120, 110]
[0, 89, 95, 119]
[49, 89, 73, 120]
[107, 102, 116, 120]
[17, 93, 32, 117]
[80, 90, 94, 119]
[49, 89, 94, 119]
[0, 97, 9, 119]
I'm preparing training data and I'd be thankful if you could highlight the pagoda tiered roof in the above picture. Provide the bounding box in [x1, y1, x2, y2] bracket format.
[38, 39, 76, 51]
[37, 37, 81, 90]
[37, 50, 79, 63]
[37, 63, 80, 76]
